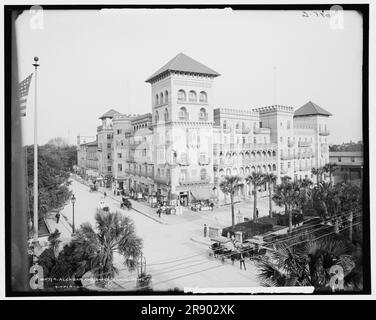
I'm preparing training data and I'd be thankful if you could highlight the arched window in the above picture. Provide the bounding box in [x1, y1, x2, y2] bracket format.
[165, 90, 169, 103]
[164, 109, 169, 122]
[223, 120, 227, 129]
[199, 108, 207, 121]
[178, 107, 188, 120]
[189, 90, 197, 102]
[155, 94, 159, 106]
[199, 91, 207, 103]
[178, 89, 186, 101]
[155, 111, 159, 123]
[200, 168, 207, 181]
[160, 92, 164, 104]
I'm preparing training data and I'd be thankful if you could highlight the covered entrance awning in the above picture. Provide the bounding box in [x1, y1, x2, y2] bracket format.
[190, 186, 215, 201]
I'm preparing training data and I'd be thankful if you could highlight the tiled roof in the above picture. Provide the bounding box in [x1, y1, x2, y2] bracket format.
[146, 53, 220, 83]
[294, 101, 332, 117]
[99, 109, 121, 119]
[86, 141, 98, 147]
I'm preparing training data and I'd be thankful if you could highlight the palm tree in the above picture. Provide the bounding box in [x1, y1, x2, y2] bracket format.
[272, 180, 300, 233]
[256, 235, 353, 291]
[311, 167, 324, 186]
[323, 163, 338, 184]
[245, 172, 265, 222]
[263, 173, 277, 218]
[71, 210, 143, 284]
[219, 175, 243, 228]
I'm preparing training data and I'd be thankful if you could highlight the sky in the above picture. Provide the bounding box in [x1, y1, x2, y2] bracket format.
[15, 8, 363, 145]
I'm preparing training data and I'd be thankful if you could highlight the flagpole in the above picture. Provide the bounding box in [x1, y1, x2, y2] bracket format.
[33, 56, 39, 245]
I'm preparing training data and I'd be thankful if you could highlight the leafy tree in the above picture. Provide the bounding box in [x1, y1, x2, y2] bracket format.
[311, 167, 325, 186]
[37, 211, 142, 290]
[323, 163, 338, 184]
[219, 175, 243, 228]
[256, 235, 356, 291]
[245, 172, 265, 222]
[263, 173, 277, 218]
[71, 210, 143, 286]
[25, 144, 76, 225]
[272, 181, 302, 233]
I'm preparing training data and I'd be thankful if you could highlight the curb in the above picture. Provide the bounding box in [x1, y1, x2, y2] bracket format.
[101, 191, 168, 226]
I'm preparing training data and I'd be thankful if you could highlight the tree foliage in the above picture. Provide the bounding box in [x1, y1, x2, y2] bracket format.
[25, 142, 77, 222]
[219, 175, 243, 228]
[36, 210, 143, 290]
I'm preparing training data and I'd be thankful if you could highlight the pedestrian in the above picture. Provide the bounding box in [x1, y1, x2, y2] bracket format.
[239, 252, 246, 270]
[157, 208, 161, 218]
[203, 224, 208, 238]
[104, 191, 107, 197]
[210, 202, 214, 211]
[256, 208, 259, 219]
[55, 212, 60, 224]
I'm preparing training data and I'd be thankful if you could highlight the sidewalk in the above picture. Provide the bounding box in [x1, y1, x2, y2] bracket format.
[97, 186, 168, 225]
[44, 211, 73, 251]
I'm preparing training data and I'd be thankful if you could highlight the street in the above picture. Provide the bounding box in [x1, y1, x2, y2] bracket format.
[59, 178, 262, 291]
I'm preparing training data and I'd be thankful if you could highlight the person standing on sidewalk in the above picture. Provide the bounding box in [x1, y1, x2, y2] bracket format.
[239, 252, 246, 270]
[55, 212, 60, 224]
[203, 224, 208, 238]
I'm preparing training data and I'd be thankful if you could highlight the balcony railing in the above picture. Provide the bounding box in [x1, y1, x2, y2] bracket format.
[280, 154, 295, 160]
[177, 158, 190, 166]
[298, 141, 312, 147]
[199, 158, 211, 165]
[179, 177, 210, 186]
[219, 158, 234, 166]
[154, 175, 170, 184]
[319, 129, 330, 136]
[235, 128, 251, 134]
[253, 127, 271, 134]
[299, 152, 313, 159]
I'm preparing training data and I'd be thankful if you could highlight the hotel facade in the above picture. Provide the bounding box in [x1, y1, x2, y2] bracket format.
[77, 53, 332, 204]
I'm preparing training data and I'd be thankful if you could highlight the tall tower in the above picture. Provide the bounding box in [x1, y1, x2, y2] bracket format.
[294, 101, 332, 172]
[145, 53, 220, 203]
[96, 109, 121, 185]
[254, 105, 295, 181]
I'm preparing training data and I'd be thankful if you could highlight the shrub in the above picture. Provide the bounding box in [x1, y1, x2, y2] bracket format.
[222, 221, 273, 240]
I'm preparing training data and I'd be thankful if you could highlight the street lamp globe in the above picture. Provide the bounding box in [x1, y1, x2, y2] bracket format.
[71, 194, 76, 204]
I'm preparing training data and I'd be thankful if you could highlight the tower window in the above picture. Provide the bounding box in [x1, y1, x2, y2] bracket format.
[179, 107, 189, 120]
[199, 91, 207, 103]
[178, 89, 186, 101]
[189, 90, 197, 102]
[199, 108, 207, 121]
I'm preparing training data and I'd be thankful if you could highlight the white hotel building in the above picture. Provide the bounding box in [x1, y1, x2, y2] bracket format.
[78, 53, 332, 205]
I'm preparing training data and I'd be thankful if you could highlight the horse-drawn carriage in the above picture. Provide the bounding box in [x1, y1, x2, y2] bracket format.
[120, 197, 132, 210]
[89, 184, 98, 192]
[208, 236, 267, 263]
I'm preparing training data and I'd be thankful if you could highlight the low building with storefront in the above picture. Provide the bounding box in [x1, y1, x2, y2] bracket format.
[329, 151, 363, 184]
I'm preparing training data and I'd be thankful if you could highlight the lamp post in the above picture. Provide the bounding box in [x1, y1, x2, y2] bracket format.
[71, 194, 76, 234]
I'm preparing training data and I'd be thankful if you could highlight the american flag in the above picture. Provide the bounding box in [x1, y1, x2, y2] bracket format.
[19, 73, 33, 117]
